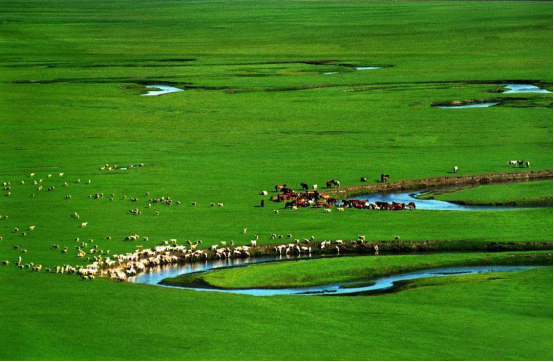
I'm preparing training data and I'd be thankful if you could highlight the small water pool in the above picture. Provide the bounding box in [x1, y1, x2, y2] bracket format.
[142, 85, 184, 96]
[503, 84, 552, 94]
[437, 102, 498, 109]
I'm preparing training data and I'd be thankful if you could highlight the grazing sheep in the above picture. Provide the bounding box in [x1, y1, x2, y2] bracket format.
[80, 222, 88, 228]
[192, 202, 196, 206]
[337, 207, 344, 212]
[243, 228, 248, 234]
[250, 240, 257, 247]
[274, 210, 279, 214]
[526, 161, 531, 168]
[394, 235, 400, 240]
[453, 166, 459, 173]
[261, 191, 268, 196]
[218, 203, 224, 207]
[29, 226, 35, 231]
[324, 208, 332, 213]
[66, 195, 72, 199]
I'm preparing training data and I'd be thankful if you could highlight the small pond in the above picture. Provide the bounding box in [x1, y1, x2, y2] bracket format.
[437, 102, 498, 109]
[503, 84, 552, 94]
[142, 85, 184, 96]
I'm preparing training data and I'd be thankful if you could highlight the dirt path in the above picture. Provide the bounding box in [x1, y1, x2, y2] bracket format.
[328, 170, 553, 197]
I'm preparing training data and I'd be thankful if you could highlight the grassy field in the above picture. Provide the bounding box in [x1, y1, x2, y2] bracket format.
[165, 251, 553, 289]
[0, 263, 552, 360]
[421, 180, 553, 206]
[0, 0, 552, 360]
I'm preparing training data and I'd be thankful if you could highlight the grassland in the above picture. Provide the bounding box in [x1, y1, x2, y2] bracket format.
[420, 180, 553, 206]
[0, 0, 552, 360]
[1, 263, 552, 360]
[164, 251, 552, 289]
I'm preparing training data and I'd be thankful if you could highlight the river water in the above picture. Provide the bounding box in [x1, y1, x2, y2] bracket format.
[127, 257, 538, 296]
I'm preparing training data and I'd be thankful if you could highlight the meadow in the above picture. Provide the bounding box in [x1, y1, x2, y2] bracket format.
[0, 0, 552, 360]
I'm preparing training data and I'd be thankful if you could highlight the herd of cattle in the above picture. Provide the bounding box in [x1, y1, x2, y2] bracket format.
[341, 199, 416, 211]
[269, 181, 415, 211]
[508, 160, 531, 168]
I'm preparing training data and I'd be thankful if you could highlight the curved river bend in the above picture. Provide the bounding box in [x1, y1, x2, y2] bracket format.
[127, 256, 538, 296]
[343, 190, 511, 211]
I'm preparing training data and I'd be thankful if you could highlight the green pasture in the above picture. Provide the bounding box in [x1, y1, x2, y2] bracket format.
[0, 0, 552, 360]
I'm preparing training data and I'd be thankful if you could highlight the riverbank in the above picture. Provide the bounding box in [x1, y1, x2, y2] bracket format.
[415, 179, 553, 207]
[328, 170, 553, 198]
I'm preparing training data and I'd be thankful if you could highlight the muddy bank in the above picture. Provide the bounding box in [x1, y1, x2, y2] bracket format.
[328, 170, 553, 198]
[445, 197, 553, 207]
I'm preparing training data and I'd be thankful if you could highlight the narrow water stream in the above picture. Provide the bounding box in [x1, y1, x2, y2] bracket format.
[127, 256, 538, 296]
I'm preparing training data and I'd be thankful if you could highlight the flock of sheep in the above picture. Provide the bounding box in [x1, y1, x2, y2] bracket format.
[2, 169, 355, 281]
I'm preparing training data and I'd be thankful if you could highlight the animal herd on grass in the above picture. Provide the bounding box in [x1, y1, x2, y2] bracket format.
[0, 159, 534, 280]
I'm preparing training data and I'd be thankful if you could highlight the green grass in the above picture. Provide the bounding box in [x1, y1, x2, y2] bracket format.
[421, 180, 553, 206]
[0, 0, 552, 359]
[0, 263, 551, 360]
[164, 251, 552, 289]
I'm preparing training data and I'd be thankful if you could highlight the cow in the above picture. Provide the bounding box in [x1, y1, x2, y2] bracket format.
[508, 160, 517, 167]
[517, 160, 524, 168]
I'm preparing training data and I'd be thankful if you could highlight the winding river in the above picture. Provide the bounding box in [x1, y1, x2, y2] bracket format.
[343, 190, 510, 211]
[127, 256, 538, 296]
